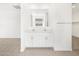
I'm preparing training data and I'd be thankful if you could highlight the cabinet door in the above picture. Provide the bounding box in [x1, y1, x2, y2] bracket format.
[32, 33, 53, 47]
[24, 33, 33, 47]
[55, 4, 72, 23]
[45, 33, 53, 47]
[54, 24, 72, 51]
[32, 33, 45, 47]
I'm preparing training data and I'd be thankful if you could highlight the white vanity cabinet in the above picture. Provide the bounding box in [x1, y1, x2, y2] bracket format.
[21, 3, 72, 52]
[21, 4, 55, 52]
[23, 32, 53, 47]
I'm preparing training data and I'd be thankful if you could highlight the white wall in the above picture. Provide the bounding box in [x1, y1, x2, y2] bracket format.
[72, 6, 79, 37]
[0, 3, 20, 38]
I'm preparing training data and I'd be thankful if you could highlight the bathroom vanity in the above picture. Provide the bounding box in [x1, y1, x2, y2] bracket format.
[21, 3, 72, 52]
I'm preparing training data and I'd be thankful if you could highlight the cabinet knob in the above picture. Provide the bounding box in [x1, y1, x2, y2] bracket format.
[31, 36, 34, 40]
[45, 37, 48, 40]
[32, 29, 35, 31]
[44, 29, 46, 32]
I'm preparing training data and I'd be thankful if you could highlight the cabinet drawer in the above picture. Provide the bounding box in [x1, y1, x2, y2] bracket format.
[23, 33, 33, 47]
[22, 33, 53, 47]
[33, 33, 53, 47]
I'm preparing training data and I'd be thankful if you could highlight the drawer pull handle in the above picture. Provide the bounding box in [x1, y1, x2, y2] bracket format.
[31, 36, 34, 40]
[45, 37, 48, 40]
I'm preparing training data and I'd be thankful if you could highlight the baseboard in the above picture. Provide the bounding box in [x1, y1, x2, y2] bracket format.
[0, 35, 20, 38]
